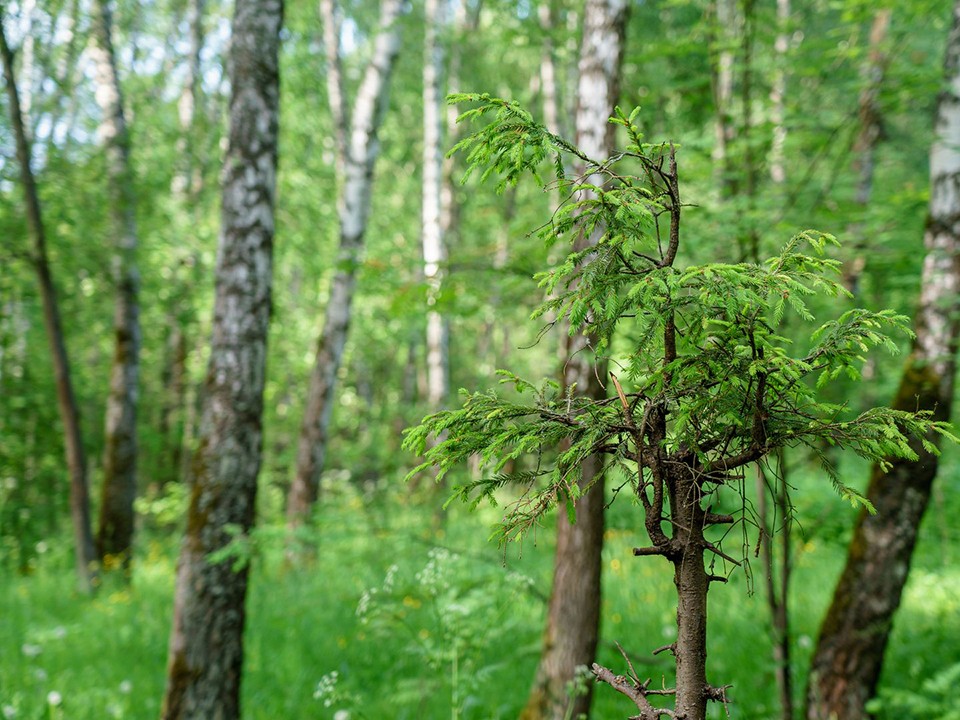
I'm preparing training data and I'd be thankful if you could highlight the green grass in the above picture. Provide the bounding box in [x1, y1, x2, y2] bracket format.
[1, 471, 958, 720]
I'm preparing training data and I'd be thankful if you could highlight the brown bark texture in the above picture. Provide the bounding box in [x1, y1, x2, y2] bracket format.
[520, 2, 628, 719]
[91, 0, 142, 569]
[0, 10, 98, 594]
[159, 0, 282, 716]
[806, 4, 960, 718]
[287, 0, 403, 529]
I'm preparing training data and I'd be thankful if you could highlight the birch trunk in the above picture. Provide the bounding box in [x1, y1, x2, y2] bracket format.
[0, 12, 97, 594]
[806, 5, 960, 717]
[171, 0, 205, 199]
[709, 0, 736, 194]
[159, 0, 282, 715]
[90, 0, 142, 570]
[769, 0, 789, 184]
[844, 8, 892, 295]
[520, 3, 628, 719]
[287, 0, 403, 528]
[423, 0, 449, 411]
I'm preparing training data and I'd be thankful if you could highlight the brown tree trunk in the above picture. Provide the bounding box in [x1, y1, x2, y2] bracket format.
[159, 321, 187, 487]
[520, 2, 628, 719]
[287, 0, 403, 528]
[159, 0, 282, 715]
[670, 471, 710, 720]
[0, 10, 97, 595]
[91, 0, 142, 570]
[806, 4, 960, 717]
[757, 456, 793, 720]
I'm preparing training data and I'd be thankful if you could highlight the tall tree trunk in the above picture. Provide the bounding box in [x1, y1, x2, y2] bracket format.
[757, 455, 793, 720]
[159, 0, 282, 715]
[159, 318, 188, 487]
[806, 4, 960, 718]
[844, 8, 892, 296]
[708, 0, 736, 195]
[90, 0, 142, 570]
[769, 0, 789, 184]
[0, 10, 97, 595]
[287, 0, 403, 528]
[423, 0, 450, 411]
[520, 3, 628, 719]
[172, 0, 205, 199]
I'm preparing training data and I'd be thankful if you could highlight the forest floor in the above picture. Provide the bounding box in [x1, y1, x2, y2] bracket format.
[2, 465, 959, 720]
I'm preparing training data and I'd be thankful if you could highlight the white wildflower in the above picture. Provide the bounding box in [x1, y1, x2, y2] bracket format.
[2, 704, 16, 719]
[46, 692, 61, 707]
[20, 643, 41, 658]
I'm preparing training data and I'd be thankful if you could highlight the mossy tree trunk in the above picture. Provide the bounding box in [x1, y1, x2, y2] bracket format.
[806, 4, 960, 717]
[159, 0, 282, 715]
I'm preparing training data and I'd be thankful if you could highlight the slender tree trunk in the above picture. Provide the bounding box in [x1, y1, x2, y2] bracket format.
[90, 0, 142, 570]
[757, 456, 793, 720]
[159, 0, 282, 716]
[844, 8, 892, 296]
[423, 0, 450, 411]
[172, 0, 205, 199]
[709, 0, 736, 195]
[769, 0, 789, 184]
[670, 472, 711, 720]
[0, 11, 97, 595]
[520, 3, 628, 719]
[287, 0, 403, 527]
[159, 321, 187, 487]
[538, 0, 564, 139]
[806, 5, 960, 717]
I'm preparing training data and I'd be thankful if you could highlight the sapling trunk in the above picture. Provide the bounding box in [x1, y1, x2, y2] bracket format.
[408, 93, 955, 720]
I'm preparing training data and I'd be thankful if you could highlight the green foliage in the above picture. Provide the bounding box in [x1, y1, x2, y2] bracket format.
[867, 663, 960, 720]
[406, 97, 955, 541]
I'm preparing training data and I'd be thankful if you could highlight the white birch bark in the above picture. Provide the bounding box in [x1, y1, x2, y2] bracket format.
[769, 0, 789, 184]
[90, 0, 142, 569]
[423, 0, 449, 411]
[287, 0, 404, 528]
[844, 8, 892, 294]
[711, 0, 736, 190]
[160, 0, 282, 716]
[320, 0, 348, 179]
[522, 3, 628, 718]
[172, 0, 205, 198]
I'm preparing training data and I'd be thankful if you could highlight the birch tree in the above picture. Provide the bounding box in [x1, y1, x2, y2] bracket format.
[423, 0, 449, 411]
[844, 7, 892, 296]
[159, 0, 282, 715]
[520, 3, 628, 718]
[90, 0, 142, 570]
[0, 5, 97, 595]
[287, 0, 404, 529]
[806, 3, 960, 718]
